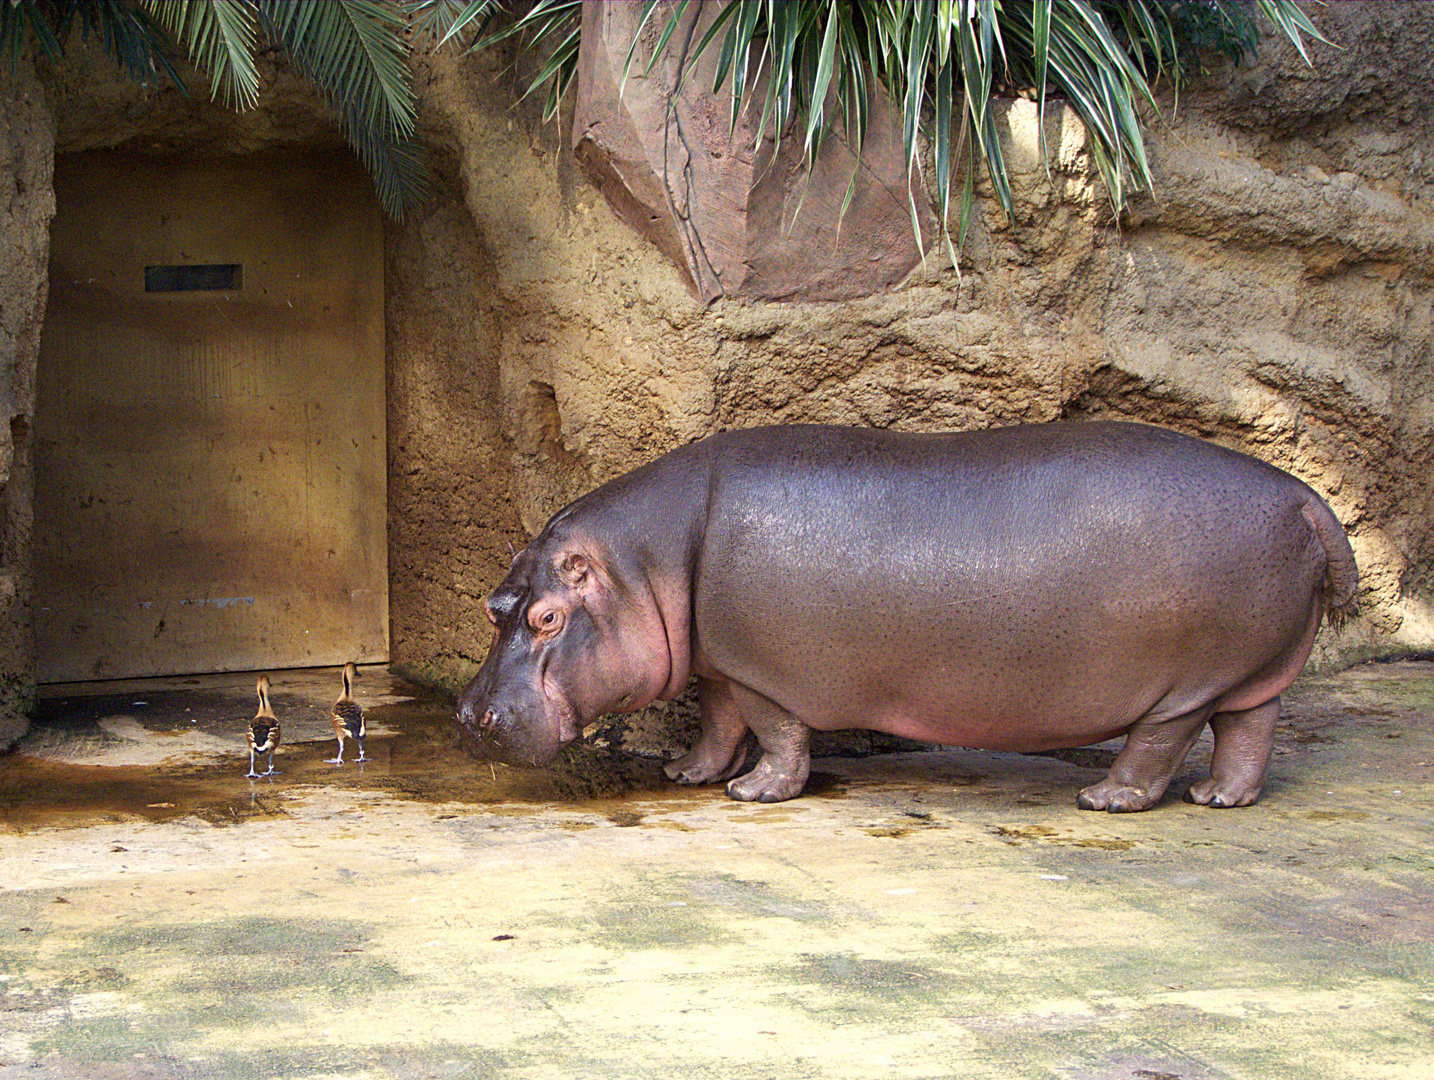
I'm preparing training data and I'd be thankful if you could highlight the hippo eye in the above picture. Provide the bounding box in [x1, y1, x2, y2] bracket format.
[529, 606, 565, 634]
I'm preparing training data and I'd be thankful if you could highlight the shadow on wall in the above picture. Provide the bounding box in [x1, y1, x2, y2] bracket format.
[514, 381, 593, 538]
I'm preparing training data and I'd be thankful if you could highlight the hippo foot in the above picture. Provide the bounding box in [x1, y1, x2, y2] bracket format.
[1184, 777, 1261, 808]
[1077, 779, 1163, 813]
[664, 736, 751, 786]
[725, 758, 807, 803]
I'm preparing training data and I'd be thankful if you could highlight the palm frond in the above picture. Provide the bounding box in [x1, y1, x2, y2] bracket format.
[339, 105, 430, 223]
[259, 0, 424, 219]
[402, 0, 494, 47]
[592, 0, 1332, 268]
[143, 0, 261, 110]
[465, 0, 583, 122]
[398, 0, 502, 49]
[1, 0, 63, 71]
[1256, 0, 1333, 65]
[260, 0, 415, 139]
[61, 0, 188, 88]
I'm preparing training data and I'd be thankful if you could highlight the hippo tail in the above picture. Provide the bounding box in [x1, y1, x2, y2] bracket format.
[1301, 493, 1359, 632]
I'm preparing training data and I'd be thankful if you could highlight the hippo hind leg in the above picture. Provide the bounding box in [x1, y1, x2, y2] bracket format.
[1185, 697, 1279, 808]
[665, 676, 754, 785]
[1078, 704, 1216, 813]
[723, 685, 811, 804]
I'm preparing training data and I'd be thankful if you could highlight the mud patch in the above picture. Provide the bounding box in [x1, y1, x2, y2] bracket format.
[864, 811, 950, 838]
[994, 824, 1060, 841]
[993, 824, 1136, 850]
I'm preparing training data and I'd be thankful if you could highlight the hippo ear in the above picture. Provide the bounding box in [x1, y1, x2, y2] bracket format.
[559, 553, 590, 588]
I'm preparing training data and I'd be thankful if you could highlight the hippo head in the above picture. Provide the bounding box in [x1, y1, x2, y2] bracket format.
[455, 526, 679, 767]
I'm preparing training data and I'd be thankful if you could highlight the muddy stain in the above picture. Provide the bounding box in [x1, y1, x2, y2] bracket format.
[991, 824, 1136, 850]
[864, 812, 949, 838]
[994, 824, 1060, 841]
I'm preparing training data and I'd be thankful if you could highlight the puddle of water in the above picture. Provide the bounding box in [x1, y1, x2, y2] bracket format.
[0, 690, 697, 832]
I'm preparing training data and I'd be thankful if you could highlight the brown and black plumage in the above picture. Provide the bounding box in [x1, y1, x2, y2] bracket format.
[326, 662, 366, 764]
[245, 675, 280, 777]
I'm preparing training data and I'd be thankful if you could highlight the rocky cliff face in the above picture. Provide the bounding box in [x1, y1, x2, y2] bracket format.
[1, 3, 1430, 751]
[0, 57, 54, 748]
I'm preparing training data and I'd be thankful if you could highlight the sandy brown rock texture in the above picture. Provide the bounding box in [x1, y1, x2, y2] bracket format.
[0, 56, 54, 749]
[1, 3, 1431, 750]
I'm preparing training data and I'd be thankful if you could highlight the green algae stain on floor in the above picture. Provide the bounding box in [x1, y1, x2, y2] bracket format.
[15, 915, 411, 1071]
[548, 870, 838, 953]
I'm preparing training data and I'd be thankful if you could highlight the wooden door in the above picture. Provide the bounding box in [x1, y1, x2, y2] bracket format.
[35, 151, 388, 681]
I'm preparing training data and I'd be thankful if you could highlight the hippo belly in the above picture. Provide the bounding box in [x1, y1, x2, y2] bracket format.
[677, 422, 1353, 810]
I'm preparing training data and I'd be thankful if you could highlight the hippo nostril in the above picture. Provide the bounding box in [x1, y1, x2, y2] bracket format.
[481, 708, 498, 729]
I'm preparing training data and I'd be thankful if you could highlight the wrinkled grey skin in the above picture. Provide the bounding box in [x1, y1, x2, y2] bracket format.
[457, 422, 1358, 812]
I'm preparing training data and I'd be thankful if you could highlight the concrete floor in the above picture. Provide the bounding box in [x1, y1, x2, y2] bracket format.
[0, 661, 1430, 1079]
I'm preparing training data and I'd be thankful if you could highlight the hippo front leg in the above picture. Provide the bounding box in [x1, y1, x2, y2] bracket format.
[723, 685, 811, 804]
[665, 676, 753, 785]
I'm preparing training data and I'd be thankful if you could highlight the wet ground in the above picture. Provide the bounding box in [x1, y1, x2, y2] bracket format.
[0, 661, 1431, 1079]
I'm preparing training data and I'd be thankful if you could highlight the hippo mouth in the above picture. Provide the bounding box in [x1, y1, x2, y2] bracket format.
[454, 671, 583, 769]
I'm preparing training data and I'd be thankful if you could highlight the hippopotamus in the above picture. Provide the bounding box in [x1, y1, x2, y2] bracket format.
[456, 422, 1358, 812]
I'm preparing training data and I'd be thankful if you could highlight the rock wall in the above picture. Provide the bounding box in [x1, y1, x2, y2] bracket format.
[0, 57, 54, 749]
[384, 162, 522, 689]
[571, 0, 934, 302]
[2, 4, 1431, 753]
[407, 0, 1434, 694]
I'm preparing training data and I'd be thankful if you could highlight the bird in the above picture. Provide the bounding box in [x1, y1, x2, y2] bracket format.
[245, 675, 280, 778]
[326, 662, 366, 764]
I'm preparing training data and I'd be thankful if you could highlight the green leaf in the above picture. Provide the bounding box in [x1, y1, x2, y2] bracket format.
[1032, 0, 1050, 177]
[260, 0, 416, 140]
[802, 0, 841, 164]
[405, 0, 498, 48]
[259, 0, 423, 218]
[451, 0, 1335, 268]
[1256, 0, 1335, 65]
[144, 0, 261, 110]
[1, 0, 62, 70]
